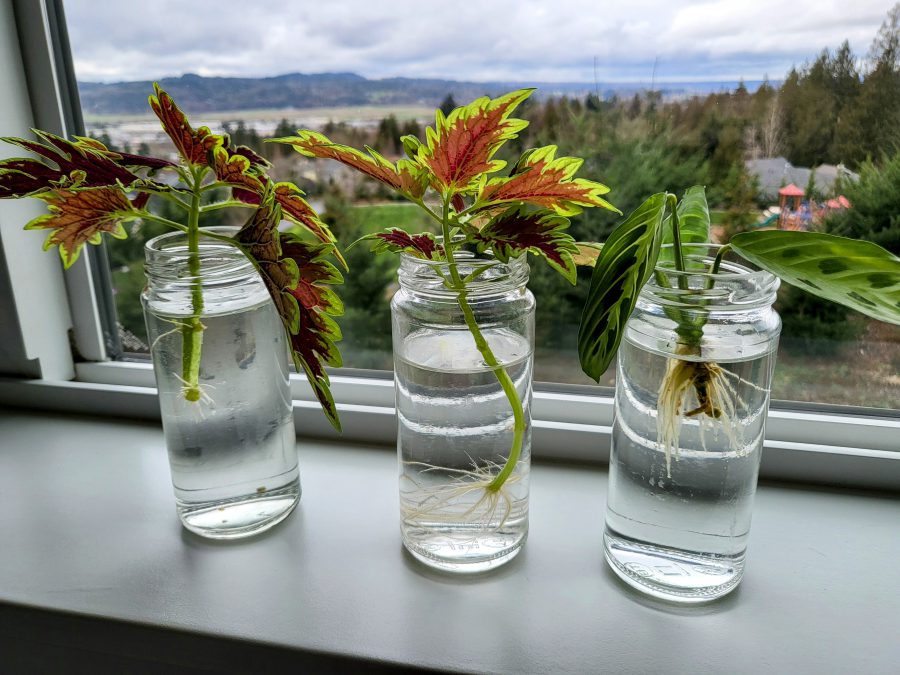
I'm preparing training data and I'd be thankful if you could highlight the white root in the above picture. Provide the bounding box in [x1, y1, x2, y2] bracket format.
[400, 459, 524, 531]
[656, 357, 770, 478]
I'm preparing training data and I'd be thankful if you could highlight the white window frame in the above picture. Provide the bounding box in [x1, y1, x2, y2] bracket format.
[0, 0, 897, 492]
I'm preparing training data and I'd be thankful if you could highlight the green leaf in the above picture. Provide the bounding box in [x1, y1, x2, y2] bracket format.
[730, 230, 900, 325]
[659, 185, 709, 267]
[578, 193, 668, 380]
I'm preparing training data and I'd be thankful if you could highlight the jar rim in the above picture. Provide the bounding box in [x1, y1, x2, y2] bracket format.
[397, 249, 529, 297]
[642, 243, 779, 311]
[144, 226, 254, 285]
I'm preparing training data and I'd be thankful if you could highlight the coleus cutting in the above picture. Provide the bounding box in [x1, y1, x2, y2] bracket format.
[0, 84, 345, 430]
[271, 88, 620, 496]
[577, 186, 900, 474]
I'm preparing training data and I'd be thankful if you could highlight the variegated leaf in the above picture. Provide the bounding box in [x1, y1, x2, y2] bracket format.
[730, 230, 900, 325]
[25, 187, 141, 267]
[477, 145, 617, 216]
[417, 89, 532, 192]
[280, 234, 345, 431]
[272, 131, 422, 198]
[148, 83, 221, 166]
[469, 206, 579, 283]
[211, 145, 265, 192]
[235, 190, 301, 334]
[660, 184, 710, 266]
[0, 131, 156, 198]
[360, 228, 443, 260]
[578, 193, 668, 380]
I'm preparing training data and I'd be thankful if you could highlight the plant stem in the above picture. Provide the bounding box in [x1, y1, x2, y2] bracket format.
[181, 167, 206, 402]
[438, 195, 525, 494]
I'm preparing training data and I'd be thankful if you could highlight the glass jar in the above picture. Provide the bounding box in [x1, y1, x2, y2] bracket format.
[392, 251, 535, 573]
[142, 227, 299, 539]
[604, 244, 781, 602]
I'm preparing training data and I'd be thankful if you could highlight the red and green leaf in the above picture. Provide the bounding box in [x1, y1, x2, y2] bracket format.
[279, 234, 344, 430]
[235, 190, 301, 334]
[417, 89, 533, 192]
[273, 130, 411, 194]
[25, 187, 141, 267]
[360, 228, 443, 260]
[0, 131, 160, 198]
[148, 83, 221, 166]
[477, 145, 617, 216]
[211, 145, 265, 192]
[72, 135, 175, 171]
[469, 205, 579, 283]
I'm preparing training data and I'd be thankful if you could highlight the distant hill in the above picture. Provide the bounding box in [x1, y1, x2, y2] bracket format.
[76, 72, 770, 116]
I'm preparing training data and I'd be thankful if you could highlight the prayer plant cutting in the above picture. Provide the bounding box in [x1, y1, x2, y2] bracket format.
[272, 89, 618, 567]
[0, 84, 345, 431]
[578, 186, 900, 477]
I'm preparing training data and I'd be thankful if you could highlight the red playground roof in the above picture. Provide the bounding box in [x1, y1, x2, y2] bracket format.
[779, 183, 805, 197]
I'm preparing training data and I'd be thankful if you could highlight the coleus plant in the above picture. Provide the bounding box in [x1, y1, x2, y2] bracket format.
[578, 186, 900, 473]
[271, 88, 619, 498]
[0, 84, 345, 430]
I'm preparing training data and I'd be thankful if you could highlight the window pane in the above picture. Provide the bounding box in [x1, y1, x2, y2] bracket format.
[64, 1, 899, 409]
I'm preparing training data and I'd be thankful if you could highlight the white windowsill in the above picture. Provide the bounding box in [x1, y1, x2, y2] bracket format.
[1, 407, 898, 672]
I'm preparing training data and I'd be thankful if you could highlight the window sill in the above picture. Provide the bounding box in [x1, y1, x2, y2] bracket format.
[1, 408, 898, 672]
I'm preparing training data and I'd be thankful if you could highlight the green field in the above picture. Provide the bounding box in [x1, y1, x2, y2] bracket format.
[349, 202, 438, 235]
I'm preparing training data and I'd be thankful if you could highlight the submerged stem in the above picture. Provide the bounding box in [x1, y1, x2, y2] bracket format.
[438, 195, 525, 494]
[180, 168, 206, 402]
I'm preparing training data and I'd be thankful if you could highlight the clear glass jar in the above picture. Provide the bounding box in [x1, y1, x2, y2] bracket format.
[392, 251, 535, 573]
[142, 227, 299, 539]
[604, 244, 781, 602]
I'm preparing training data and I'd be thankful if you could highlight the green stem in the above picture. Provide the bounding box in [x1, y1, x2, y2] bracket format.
[710, 243, 731, 276]
[438, 195, 525, 494]
[181, 167, 206, 402]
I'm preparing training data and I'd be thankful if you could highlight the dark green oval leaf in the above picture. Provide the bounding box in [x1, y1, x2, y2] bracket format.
[730, 230, 900, 325]
[578, 193, 668, 381]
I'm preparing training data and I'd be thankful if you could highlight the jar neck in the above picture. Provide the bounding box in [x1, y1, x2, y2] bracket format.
[398, 251, 529, 299]
[639, 245, 779, 315]
[144, 227, 255, 289]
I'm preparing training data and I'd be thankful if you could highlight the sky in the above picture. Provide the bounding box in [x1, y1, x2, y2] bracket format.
[64, 0, 895, 84]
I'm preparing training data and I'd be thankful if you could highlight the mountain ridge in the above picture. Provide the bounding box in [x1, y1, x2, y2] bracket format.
[77, 71, 770, 116]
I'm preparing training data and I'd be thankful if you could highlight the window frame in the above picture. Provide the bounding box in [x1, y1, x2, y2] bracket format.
[0, 0, 896, 493]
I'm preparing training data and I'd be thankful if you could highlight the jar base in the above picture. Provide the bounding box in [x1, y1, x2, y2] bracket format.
[603, 530, 744, 603]
[177, 479, 300, 540]
[403, 530, 526, 574]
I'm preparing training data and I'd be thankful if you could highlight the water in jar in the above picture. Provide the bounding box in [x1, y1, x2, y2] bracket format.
[395, 327, 532, 573]
[604, 337, 776, 601]
[146, 297, 299, 539]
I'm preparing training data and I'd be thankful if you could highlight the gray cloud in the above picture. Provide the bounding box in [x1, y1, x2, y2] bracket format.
[64, 0, 891, 83]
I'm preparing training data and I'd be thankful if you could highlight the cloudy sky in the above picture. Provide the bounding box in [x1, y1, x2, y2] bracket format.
[65, 0, 894, 84]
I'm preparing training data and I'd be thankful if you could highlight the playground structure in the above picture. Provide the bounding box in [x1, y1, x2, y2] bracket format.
[765, 183, 851, 230]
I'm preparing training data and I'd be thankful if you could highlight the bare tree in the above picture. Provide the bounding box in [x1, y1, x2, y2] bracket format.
[760, 95, 784, 158]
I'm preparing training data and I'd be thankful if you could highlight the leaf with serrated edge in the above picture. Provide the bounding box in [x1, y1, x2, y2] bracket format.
[25, 187, 141, 267]
[211, 145, 264, 192]
[271, 131, 419, 196]
[470, 206, 579, 283]
[148, 83, 220, 166]
[578, 193, 668, 380]
[730, 230, 900, 325]
[478, 145, 617, 216]
[280, 234, 344, 431]
[236, 190, 301, 334]
[362, 229, 442, 260]
[418, 89, 532, 192]
[0, 131, 157, 198]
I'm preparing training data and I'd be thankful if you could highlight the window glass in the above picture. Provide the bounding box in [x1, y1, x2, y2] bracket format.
[64, 1, 900, 409]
